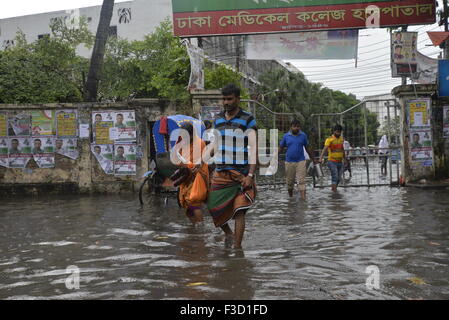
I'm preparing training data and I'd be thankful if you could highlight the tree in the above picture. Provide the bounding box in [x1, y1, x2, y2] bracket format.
[98, 19, 192, 101]
[255, 69, 380, 148]
[0, 18, 93, 104]
[84, 0, 115, 102]
[204, 63, 248, 97]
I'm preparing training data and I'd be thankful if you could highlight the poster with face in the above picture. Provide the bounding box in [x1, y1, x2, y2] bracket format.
[408, 99, 431, 129]
[92, 111, 114, 144]
[55, 138, 79, 160]
[0, 138, 8, 167]
[114, 111, 137, 142]
[113, 143, 136, 176]
[32, 137, 55, 168]
[391, 32, 418, 77]
[31, 110, 54, 136]
[8, 137, 32, 168]
[443, 106, 449, 138]
[410, 129, 433, 167]
[8, 113, 31, 136]
[56, 110, 78, 137]
[91, 144, 114, 175]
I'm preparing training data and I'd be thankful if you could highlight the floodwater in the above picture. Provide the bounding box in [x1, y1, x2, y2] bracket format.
[0, 185, 448, 300]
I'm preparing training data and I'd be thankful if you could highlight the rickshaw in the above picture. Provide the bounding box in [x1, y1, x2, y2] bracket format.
[139, 115, 205, 204]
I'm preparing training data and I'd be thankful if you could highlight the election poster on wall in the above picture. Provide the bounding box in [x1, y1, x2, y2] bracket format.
[201, 106, 222, 121]
[408, 99, 431, 129]
[443, 106, 449, 139]
[31, 110, 54, 136]
[113, 111, 137, 142]
[0, 138, 8, 167]
[113, 143, 137, 176]
[8, 113, 31, 137]
[91, 144, 114, 175]
[246, 29, 358, 60]
[55, 138, 79, 160]
[0, 113, 7, 137]
[56, 110, 78, 138]
[92, 111, 114, 145]
[32, 137, 55, 168]
[410, 129, 433, 167]
[8, 137, 32, 168]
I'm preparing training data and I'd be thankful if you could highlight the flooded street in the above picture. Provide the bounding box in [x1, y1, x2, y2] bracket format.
[1, 186, 448, 300]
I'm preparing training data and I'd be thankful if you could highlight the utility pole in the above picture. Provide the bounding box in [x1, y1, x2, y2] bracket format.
[443, 0, 449, 59]
[401, 25, 408, 85]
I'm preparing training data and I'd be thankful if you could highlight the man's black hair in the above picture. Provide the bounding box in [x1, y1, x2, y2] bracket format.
[203, 120, 212, 129]
[333, 124, 343, 131]
[117, 146, 124, 150]
[180, 122, 194, 138]
[291, 119, 301, 127]
[221, 83, 241, 97]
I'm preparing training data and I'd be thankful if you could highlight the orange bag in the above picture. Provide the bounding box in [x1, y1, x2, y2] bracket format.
[188, 172, 208, 203]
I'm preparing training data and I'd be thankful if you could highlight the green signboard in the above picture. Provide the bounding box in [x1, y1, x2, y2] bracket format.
[172, 0, 391, 13]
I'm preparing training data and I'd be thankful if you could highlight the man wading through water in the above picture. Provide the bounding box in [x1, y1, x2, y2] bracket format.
[319, 124, 345, 192]
[206, 83, 257, 249]
[279, 119, 316, 200]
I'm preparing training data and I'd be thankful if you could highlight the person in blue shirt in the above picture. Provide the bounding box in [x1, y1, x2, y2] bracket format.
[279, 119, 315, 199]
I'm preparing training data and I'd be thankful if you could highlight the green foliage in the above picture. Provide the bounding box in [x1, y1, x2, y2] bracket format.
[256, 68, 380, 148]
[99, 19, 191, 101]
[49, 16, 95, 49]
[204, 63, 249, 97]
[0, 30, 87, 104]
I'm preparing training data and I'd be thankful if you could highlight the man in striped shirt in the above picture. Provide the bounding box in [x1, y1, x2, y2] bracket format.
[207, 83, 257, 249]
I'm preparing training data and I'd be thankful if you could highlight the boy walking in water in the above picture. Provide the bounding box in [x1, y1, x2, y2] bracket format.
[319, 124, 345, 192]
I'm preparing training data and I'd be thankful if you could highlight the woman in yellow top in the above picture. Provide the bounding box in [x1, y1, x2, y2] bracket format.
[171, 122, 209, 224]
[319, 124, 345, 192]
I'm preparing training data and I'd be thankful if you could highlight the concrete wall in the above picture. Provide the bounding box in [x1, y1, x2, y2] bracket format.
[393, 84, 449, 182]
[0, 99, 183, 195]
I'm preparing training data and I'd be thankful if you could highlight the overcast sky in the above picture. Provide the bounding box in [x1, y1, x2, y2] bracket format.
[0, 0, 446, 99]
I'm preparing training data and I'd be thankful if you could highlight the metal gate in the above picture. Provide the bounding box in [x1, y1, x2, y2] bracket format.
[311, 99, 402, 188]
[241, 98, 402, 188]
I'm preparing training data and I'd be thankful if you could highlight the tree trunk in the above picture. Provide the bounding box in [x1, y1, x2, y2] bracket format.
[84, 0, 115, 102]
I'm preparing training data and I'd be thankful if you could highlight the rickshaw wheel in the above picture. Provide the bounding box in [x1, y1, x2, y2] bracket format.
[138, 176, 151, 205]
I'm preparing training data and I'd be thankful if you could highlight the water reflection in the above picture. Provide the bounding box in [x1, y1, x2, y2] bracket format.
[0, 186, 448, 299]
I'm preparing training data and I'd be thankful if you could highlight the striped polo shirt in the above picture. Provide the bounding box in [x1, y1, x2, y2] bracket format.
[213, 108, 257, 173]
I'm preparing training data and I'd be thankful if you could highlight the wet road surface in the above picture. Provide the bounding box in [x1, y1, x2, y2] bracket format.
[0, 186, 448, 300]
